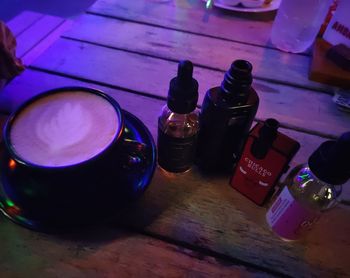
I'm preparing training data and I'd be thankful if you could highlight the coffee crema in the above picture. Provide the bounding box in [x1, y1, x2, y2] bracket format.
[10, 91, 119, 167]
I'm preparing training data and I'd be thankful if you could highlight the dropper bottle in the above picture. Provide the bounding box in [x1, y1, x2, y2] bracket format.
[157, 60, 199, 173]
[266, 131, 350, 240]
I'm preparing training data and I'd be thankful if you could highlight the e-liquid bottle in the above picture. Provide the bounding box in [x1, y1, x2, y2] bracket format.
[157, 60, 199, 173]
[231, 119, 300, 205]
[266, 132, 350, 240]
[196, 60, 259, 172]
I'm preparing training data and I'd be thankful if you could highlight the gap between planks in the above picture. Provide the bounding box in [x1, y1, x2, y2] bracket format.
[18, 18, 67, 59]
[123, 225, 289, 278]
[86, 10, 302, 57]
[28, 65, 338, 140]
[86, 0, 310, 57]
[2, 68, 350, 277]
[6, 11, 45, 37]
[0, 215, 273, 278]
[61, 35, 331, 96]
[29, 23, 348, 138]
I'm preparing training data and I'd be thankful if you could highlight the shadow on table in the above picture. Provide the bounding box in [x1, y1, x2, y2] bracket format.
[42, 168, 201, 244]
[1, 0, 97, 21]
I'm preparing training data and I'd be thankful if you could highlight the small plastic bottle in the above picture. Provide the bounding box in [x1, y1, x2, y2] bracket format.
[270, 0, 332, 53]
[266, 132, 350, 240]
[157, 60, 199, 173]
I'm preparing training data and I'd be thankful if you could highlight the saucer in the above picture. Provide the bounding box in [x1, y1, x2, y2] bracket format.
[0, 110, 156, 231]
[205, 0, 281, 13]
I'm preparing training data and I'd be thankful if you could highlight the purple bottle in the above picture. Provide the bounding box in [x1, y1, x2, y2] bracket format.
[266, 132, 350, 240]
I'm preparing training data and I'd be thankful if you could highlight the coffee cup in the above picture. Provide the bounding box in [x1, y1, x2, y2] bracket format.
[0, 87, 156, 230]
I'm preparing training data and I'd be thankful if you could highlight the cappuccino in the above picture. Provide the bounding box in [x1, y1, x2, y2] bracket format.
[10, 91, 119, 167]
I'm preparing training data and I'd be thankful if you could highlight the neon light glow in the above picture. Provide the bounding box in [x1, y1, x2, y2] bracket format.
[296, 169, 312, 183]
[5, 199, 15, 207]
[9, 159, 16, 170]
[327, 188, 333, 200]
[300, 179, 314, 189]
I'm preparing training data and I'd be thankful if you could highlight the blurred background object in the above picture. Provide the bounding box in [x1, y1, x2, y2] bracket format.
[309, 0, 350, 89]
[0, 21, 24, 90]
[0, 0, 97, 21]
[270, 0, 333, 53]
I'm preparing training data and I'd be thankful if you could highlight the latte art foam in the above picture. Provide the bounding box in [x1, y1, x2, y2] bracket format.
[10, 91, 119, 167]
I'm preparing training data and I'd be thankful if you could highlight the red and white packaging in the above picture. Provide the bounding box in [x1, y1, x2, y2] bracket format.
[230, 121, 300, 206]
[323, 0, 350, 47]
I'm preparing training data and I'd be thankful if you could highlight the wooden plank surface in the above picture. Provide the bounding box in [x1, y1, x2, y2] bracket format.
[22, 20, 73, 66]
[4, 11, 71, 67]
[29, 38, 350, 138]
[88, 0, 275, 48]
[0, 215, 266, 278]
[6, 11, 44, 37]
[64, 13, 329, 92]
[2, 68, 350, 277]
[15, 15, 66, 59]
[1, 1, 350, 277]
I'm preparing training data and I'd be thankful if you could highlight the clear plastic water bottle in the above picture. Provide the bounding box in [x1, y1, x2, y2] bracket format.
[271, 0, 332, 53]
[266, 132, 350, 240]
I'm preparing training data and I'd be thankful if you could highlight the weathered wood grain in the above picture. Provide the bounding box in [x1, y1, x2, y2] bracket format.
[0, 215, 265, 278]
[88, 0, 275, 47]
[0, 69, 328, 166]
[29, 38, 350, 138]
[15, 15, 66, 58]
[22, 20, 73, 66]
[64, 13, 329, 92]
[6, 11, 44, 37]
[1, 2, 349, 277]
[1, 69, 349, 277]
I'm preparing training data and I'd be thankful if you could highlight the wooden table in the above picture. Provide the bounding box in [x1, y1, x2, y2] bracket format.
[1, 1, 350, 277]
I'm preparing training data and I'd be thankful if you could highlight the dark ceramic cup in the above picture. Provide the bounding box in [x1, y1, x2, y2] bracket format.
[0, 87, 156, 231]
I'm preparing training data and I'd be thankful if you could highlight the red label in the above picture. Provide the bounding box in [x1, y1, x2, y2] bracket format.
[231, 137, 287, 205]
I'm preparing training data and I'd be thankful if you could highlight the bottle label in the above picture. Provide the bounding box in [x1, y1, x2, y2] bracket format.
[231, 151, 284, 205]
[266, 187, 320, 240]
[157, 127, 197, 173]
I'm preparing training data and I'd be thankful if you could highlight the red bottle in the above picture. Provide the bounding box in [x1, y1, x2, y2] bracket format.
[230, 119, 300, 206]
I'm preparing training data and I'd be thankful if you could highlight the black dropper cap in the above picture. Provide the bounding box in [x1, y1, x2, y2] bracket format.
[220, 60, 253, 103]
[308, 131, 350, 185]
[167, 60, 199, 114]
[251, 119, 279, 159]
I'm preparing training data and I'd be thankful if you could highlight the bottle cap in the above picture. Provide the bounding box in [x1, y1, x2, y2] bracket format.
[220, 60, 253, 102]
[167, 60, 199, 114]
[308, 131, 350, 185]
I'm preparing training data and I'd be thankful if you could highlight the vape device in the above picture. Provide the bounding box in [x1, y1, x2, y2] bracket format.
[230, 119, 300, 205]
[196, 60, 259, 172]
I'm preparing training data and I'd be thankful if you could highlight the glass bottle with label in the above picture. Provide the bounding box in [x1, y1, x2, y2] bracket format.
[157, 60, 199, 173]
[266, 132, 350, 240]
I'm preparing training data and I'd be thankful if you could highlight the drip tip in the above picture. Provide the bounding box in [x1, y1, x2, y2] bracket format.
[177, 60, 193, 86]
[167, 60, 199, 114]
[229, 60, 253, 79]
[251, 119, 279, 159]
[221, 60, 253, 100]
